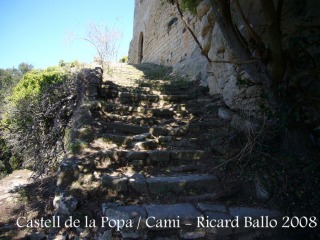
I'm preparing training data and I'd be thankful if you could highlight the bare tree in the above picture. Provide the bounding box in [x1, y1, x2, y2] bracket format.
[68, 22, 123, 68]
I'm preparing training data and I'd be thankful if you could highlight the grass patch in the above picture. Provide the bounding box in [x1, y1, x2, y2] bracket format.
[133, 63, 172, 80]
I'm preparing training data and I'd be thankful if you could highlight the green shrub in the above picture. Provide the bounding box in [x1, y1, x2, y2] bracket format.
[59, 60, 66, 67]
[119, 56, 128, 63]
[1, 65, 77, 175]
[8, 155, 22, 170]
[10, 66, 67, 103]
[0, 136, 12, 177]
[164, 0, 201, 15]
[181, 0, 201, 14]
[70, 60, 80, 68]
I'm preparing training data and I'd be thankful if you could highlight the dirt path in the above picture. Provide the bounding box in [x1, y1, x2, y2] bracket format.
[0, 170, 55, 239]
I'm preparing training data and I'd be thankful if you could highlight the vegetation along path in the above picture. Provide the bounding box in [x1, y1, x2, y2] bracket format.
[50, 63, 295, 239]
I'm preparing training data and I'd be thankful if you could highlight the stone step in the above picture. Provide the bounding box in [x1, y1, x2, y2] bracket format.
[100, 133, 133, 146]
[101, 122, 168, 136]
[104, 90, 189, 102]
[134, 139, 159, 150]
[167, 121, 225, 136]
[102, 173, 218, 194]
[101, 87, 190, 102]
[98, 114, 220, 135]
[100, 82, 192, 96]
[69, 150, 210, 173]
[169, 164, 207, 173]
[101, 203, 282, 239]
[97, 133, 211, 152]
[101, 150, 209, 164]
[101, 82, 156, 94]
[100, 102, 176, 118]
[97, 113, 173, 126]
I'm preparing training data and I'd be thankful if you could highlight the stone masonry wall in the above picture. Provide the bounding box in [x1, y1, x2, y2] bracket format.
[129, 0, 320, 119]
[128, 0, 199, 66]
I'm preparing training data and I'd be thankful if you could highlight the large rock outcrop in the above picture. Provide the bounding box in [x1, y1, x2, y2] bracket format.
[129, 0, 320, 119]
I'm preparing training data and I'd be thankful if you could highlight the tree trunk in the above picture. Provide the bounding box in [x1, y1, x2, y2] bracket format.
[209, 0, 314, 155]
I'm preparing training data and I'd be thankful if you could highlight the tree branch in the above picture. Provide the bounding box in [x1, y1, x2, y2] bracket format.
[234, 0, 263, 46]
[173, 0, 212, 63]
[173, 0, 257, 66]
[276, 0, 284, 23]
[259, 0, 284, 84]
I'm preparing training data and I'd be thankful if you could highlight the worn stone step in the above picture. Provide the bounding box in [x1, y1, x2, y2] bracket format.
[169, 150, 209, 161]
[101, 122, 168, 136]
[70, 149, 211, 173]
[169, 164, 207, 173]
[145, 174, 218, 194]
[90, 100, 190, 120]
[101, 82, 155, 94]
[134, 139, 159, 150]
[96, 113, 174, 126]
[86, 150, 210, 169]
[167, 121, 225, 136]
[135, 150, 209, 162]
[107, 90, 189, 102]
[100, 203, 282, 239]
[102, 173, 218, 194]
[108, 90, 160, 102]
[100, 133, 133, 146]
[96, 121, 220, 140]
[100, 102, 176, 118]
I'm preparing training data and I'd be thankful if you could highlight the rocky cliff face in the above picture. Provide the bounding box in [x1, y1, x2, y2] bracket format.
[129, 0, 320, 118]
[198, 0, 319, 117]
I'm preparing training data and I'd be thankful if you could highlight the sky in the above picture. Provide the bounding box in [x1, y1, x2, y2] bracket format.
[0, 0, 134, 69]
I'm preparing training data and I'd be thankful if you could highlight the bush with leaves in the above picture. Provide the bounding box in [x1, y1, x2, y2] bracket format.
[1, 65, 80, 176]
[0, 68, 23, 103]
[119, 55, 128, 63]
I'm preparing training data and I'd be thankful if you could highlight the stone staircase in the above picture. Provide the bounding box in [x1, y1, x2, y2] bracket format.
[54, 64, 283, 239]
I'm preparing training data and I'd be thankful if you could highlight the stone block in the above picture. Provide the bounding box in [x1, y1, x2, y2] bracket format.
[147, 175, 218, 194]
[54, 194, 78, 215]
[126, 151, 149, 160]
[218, 107, 235, 121]
[132, 132, 151, 141]
[128, 173, 148, 193]
[134, 140, 158, 150]
[158, 136, 172, 143]
[148, 150, 170, 162]
[102, 175, 128, 192]
[170, 150, 207, 161]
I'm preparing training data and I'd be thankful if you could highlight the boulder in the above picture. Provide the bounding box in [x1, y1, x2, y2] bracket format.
[102, 175, 128, 192]
[218, 107, 235, 121]
[128, 173, 148, 193]
[206, 24, 263, 114]
[54, 194, 78, 215]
